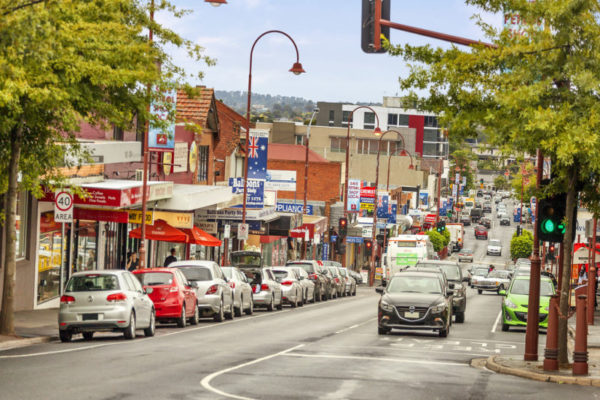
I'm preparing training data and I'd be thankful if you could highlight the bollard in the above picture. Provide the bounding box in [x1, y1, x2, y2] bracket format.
[543, 295, 559, 371]
[572, 294, 588, 376]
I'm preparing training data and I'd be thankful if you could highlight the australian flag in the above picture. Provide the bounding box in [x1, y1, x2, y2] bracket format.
[247, 129, 269, 180]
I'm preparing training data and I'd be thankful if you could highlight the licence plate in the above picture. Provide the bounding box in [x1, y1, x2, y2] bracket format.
[404, 311, 419, 318]
[82, 313, 98, 321]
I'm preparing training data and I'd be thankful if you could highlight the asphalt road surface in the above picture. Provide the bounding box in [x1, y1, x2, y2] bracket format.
[1, 201, 597, 399]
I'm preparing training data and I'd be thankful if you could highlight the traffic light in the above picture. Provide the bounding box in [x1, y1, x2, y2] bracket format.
[336, 236, 346, 255]
[338, 217, 348, 237]
[436, 220, 446, 233]
[361, 0, 390, 53]
[365, 240, 373, 256]
[537, 193, 569, 243]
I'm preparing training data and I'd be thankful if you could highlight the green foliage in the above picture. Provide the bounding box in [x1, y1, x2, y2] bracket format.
[510, 234, 533, 260]
[512, 229, 533, 240]
[426, 230, 445, 253]
[441, 228, 451, 247]
[494, 175, 510, 190]
[450, 148, 477, 191]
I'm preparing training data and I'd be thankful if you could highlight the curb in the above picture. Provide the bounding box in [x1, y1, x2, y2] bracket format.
[484, 356, 600, 387]
[0, 336, 54, 351]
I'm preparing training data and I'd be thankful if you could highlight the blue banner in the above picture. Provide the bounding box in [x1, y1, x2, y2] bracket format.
[376, 194, 389, 219]
[229, 178, 264, 208]
[276, 202, 314, 215]
[322, 243, 329, 261]
[216, 219, 262, 231]
[248, 130, 269, 180]
[346, 236, 364, 244]
[419, 193, 428, 207]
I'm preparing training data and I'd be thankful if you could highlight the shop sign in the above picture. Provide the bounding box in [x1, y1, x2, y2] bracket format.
[197, 221, 218, 234]
[128, 210, 193, 228]
[189, 142, 198, 173]
[216, 219, 261, 231]
[197, 206, 275, 221]
[361, 226, 372, 238]
[360, 186, 376, 198]
[163, 151, 173, 176]
[173, 142, 188, 173]
[360, 197, 374, 213]
[265, 170, 296, 191]
[224, 224, 231, 239]
[347, 179, 361, 212]
[128, 210, 154, 225]
[148, 89, 177, 151]
[276, 202, 314, 215]
[229, 178, 264, 208]
[75, 208, 128, 223]
[346, 236, 364, 244]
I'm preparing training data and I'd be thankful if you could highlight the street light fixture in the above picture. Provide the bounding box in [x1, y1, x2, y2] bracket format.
[241, 30, 304, 248]
[301, 107, 319, 259]
[205, 0, 227, 6]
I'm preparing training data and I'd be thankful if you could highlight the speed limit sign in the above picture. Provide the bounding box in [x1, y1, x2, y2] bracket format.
[54, 191, 74, 223]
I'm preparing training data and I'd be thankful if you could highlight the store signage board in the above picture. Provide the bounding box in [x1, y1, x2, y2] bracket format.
[276, 202, 314, 215]
[173, 142, 188, 173]
[266, 170, 296, 191]
[197, 221, 218, 234]
[224, 224, 231, 239]
[347, 179, 361, 212]
[229, 178, 264, 208]
[148, 89, 177, 151]
[54, 191, 73, 223]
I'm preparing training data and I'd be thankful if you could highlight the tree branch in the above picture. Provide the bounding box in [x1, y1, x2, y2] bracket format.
[2, 0, 47, 16]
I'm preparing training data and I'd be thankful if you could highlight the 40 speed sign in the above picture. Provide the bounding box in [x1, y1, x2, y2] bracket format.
[54, 191, 74, 223]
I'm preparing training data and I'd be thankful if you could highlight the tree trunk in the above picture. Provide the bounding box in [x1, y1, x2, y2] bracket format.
[557, 164, 578, 364]
[0, 125, 22, 336]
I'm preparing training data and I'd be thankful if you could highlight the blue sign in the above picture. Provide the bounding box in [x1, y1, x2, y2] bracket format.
[388, 204, 397, 223]
[322, 243, 329, 261]
[247, 131, 268, 180]
[330, 235, 338, 242]
[346, 236, 364, 244]
[376, 194, 390, 219]
[419, 193, 428, 207]
[276, 202, 314, 215]
[148, 89, 177, 151]
[514, 208, 521, 223]
[217, 219, 261, 231]
[229, 178, 264, 208]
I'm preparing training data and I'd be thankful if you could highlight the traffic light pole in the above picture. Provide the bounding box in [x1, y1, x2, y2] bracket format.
[524, 149, 543, 361]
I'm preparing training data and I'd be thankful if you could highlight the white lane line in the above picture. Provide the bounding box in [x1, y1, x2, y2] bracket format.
[0, 297, 363, 359]
[283, 352, 466, 367]
[200, 344, 305, 400]
[334, 317, 377, 334]
[491, 310, 502, 333]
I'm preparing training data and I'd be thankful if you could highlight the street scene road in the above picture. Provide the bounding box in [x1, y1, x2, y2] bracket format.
[1, 202, 597, 399]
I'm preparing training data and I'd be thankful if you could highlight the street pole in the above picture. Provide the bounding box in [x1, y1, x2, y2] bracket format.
[588, 217, 597, 325]
[435, 157, 443, 225]
[524, 149, 543, 361]
[243, 30, 305, 249]
[520, 163, 525, 225]
[301, 108, 319, 260]
[343, 106, 381, 267]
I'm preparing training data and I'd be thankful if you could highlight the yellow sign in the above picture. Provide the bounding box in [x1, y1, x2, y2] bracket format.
[189, 141, 198, 174]
[128, 210, 154, 225]
[163, 152, 173, 176]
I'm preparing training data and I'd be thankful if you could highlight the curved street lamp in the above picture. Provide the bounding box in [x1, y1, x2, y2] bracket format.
[241, 30, 305, 247]
[301, 107, 319, 259]
[205, 0, 227, 6]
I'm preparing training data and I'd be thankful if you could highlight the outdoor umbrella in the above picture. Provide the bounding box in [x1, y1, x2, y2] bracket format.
[128, 219, 188, 243]
[183, 226, 222, 247]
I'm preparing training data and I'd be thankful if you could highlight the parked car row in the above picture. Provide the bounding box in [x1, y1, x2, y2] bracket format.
[58, 258, 361, 342]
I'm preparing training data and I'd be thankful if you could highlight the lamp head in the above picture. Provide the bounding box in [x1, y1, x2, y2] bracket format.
[290, 62, 305, 75]
[409, 164, 415, 170]
[373, 127, 382, 136]
[205, 0, 227, 6]
[313, 107, 320, 113]
[399, 149, 409, 157]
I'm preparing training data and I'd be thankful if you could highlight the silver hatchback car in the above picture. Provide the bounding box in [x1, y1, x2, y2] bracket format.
[58, 270, 155, 342]
[221, 266, 254, 317]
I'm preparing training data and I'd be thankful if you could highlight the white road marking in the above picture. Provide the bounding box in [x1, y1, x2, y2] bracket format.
[283, 352, 467, 367]
[199, 344, 305, 400]
[491, 310, 502, 333]
[0, 296, 364, 359]
[334, 317, 377, 334]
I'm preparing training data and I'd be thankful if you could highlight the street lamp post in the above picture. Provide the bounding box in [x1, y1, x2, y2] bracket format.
[370, 130, 401, 286]
[301, 108, 319, 260]
[241, 30, 305, 248]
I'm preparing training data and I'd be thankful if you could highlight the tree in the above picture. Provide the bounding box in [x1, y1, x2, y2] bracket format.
[426, 230, 445, 253]
[441, 229, 451, 247]
[494, 175, 510, 191]
[450, 148, 477, 191]
[386, 0, 600, 363]
[0, 0, 211, 335]
[510, 235, 533, 260]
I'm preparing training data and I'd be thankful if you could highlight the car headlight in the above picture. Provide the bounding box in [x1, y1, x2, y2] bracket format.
[380, 300, 394, 312]
[504, 298, 517, 308]
[431, 302, 446, 313]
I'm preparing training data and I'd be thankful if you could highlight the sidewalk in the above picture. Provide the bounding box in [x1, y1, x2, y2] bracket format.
[0, 308, 58, 351]
[478, 307, 600, 387]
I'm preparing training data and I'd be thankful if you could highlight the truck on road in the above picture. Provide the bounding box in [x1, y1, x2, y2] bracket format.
[445, 223, 464, 253]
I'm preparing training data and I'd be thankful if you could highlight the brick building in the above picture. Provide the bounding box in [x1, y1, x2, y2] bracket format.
[214, 100, 245, 182]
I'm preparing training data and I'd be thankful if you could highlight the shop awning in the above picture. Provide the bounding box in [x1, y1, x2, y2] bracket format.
[156, 184, 234, 212]
[183, 226, 222, 247]
[129, 219, 187, 242]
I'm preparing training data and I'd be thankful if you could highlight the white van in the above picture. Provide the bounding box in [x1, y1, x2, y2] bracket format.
[384, 234, 435, 282]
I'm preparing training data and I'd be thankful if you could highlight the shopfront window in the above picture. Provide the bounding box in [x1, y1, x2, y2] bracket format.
[75, 221, 98, 272]
[16, 191, 28, 259]
[157, 242, 186, 266]
[38, 211, 64, 303]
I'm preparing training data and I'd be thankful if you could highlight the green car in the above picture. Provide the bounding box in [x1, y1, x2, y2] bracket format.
[500, 275, 555, 332]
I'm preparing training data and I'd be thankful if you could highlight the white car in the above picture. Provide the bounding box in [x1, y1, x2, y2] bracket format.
[487, 239, 503, 256]
[221, 266, 254, 316]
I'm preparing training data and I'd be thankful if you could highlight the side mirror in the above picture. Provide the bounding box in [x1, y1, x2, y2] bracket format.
[499, 289, 506, 296]
[144, 287, 154, 295]
[375, 287, 384, 294]
[447, 290, 454, 297]
[381, 279, 387, 287]
[190, 281, 199, 289]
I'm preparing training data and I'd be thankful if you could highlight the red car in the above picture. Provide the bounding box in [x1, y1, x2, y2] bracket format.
[474, 225, 488, 240]
[133, 268, 199, 327]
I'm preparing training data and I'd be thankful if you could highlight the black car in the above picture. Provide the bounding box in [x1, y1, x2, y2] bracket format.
[286, 261, 332, 302]
[417, 261, 469, 323]
[377, 271, 453, 337]
[500, 217, 511, 226]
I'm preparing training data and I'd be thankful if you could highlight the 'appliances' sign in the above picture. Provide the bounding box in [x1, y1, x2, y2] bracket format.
[276, 202, 314, 215]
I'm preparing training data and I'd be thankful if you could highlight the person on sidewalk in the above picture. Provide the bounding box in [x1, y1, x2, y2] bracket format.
[164, 248, 177, 267]
[126, 252, 139, 272]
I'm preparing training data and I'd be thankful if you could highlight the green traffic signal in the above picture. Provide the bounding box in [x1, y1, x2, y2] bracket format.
[558, 223, 566, 234]
[541, 218, 556, 234]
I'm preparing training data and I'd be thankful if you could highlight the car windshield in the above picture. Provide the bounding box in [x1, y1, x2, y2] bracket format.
[328, 267, 339, 276]
[291, 263, 315, 274]
[135, 272, 173, 286]
[338, 269, 347, 277]
[460, 249, 472, 254]
[177, 267, 212, 281]
[489, 270, 509, 279]
[66, 274, 120, 291]
[511, 279, 555, 296]
[489, 240, 501, 246]
[387, 276, 442, 294]
[473, 268, 488, 276]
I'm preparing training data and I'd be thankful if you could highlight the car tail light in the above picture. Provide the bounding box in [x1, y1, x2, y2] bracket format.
[335, 278, 340, 283]
[281, 280, 293, 286]
[206, 284, 218, 295]
[169, 286, 179, 293]
[106, 293, 127, 302]
[228, 281, 236, 289]
[60, 295, 75, 304]
[309, 273, 318, 280]
[261, 283, 270, 292]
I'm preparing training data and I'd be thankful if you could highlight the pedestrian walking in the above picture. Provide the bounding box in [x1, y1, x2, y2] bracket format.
[578, 265, 588, 285]
[164, 248, 177, 267]
[126, 251, 139, 271]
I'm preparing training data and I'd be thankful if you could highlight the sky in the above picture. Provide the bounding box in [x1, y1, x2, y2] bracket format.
[160, 0, 503, 104]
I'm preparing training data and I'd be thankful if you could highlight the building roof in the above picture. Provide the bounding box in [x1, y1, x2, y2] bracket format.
[176, 87, 214, 126]
[268, 144, 330, 163]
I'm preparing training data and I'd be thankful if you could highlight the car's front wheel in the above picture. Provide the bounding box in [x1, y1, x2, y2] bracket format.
[502, 323, 510, 332]
[477, 289, 483, 294]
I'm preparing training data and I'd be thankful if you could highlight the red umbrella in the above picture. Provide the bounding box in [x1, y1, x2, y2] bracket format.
[182, 226, 222, 247]
[129, 219, 188, 243]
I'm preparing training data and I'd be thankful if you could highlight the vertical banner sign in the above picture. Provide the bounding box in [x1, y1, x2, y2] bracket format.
[322, 243, 329, 261]
[229, 178, 265, 208]
[455, 173, 460, 185]
[347, 179, 361, 212]
[248, 129, 269, 180]
[360, 186, 376, 215]
[376, 193, 390, 219]
[148, 89, 177, 151]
